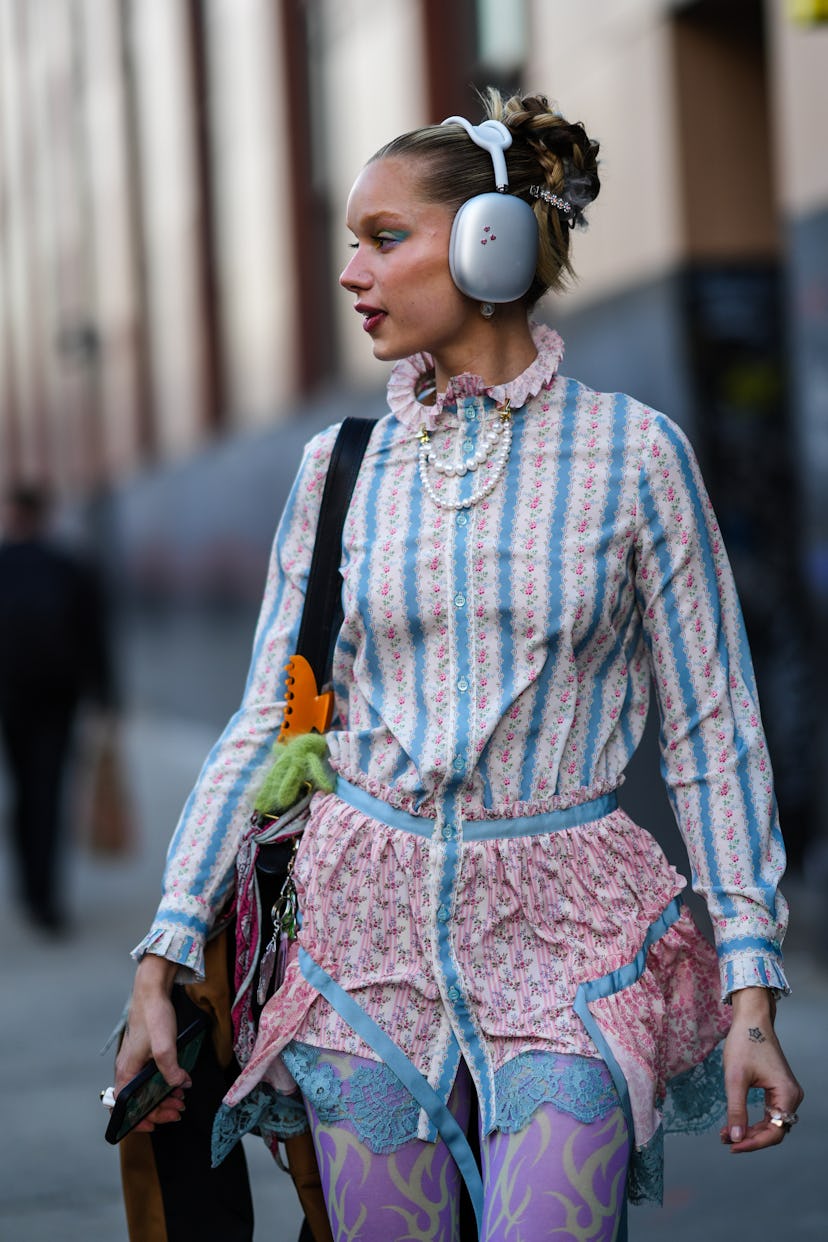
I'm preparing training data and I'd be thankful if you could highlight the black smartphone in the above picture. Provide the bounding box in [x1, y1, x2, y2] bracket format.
[105, 1014, 209, 1145]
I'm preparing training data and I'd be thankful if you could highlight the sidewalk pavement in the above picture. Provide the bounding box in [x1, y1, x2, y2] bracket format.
[1, 709, 827, 1241]
[0, 711, 303, 1242]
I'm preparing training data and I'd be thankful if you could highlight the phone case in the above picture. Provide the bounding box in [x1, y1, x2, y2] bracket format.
[105, 1015, 209, 1144]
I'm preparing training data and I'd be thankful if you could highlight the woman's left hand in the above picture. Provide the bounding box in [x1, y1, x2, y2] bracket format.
[721, 986, 803, 1153]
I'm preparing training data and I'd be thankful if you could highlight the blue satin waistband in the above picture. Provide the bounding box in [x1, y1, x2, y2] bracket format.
[333, 776, 618, 840]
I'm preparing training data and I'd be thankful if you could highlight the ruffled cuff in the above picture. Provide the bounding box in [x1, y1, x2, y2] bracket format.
[131, 920, 208, 983]
[718, 941, 790, 1002]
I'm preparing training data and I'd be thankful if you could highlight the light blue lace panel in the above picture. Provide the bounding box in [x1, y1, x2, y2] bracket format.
[282, 1042, 621, 1155]
[211, 1084, 307, 1168]
[493, 1051, 619, 1130]
[282, 1040, 421, 1153]
[212, 1039, 749, 1206]
[627, 1043, 765, 1205]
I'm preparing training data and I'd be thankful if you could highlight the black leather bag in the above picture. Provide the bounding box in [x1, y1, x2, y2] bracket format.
[249, 416, 375, 1020]
[118, 418, 374, 1242]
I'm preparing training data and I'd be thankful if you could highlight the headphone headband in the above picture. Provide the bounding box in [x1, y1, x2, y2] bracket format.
[441, 116, 512, 191]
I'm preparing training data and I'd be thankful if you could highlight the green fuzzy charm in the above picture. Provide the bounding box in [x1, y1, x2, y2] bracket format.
[253, 732, 335, 815]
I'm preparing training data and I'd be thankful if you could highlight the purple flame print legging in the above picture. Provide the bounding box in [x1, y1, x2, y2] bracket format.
[303, 1051, 630, 1242]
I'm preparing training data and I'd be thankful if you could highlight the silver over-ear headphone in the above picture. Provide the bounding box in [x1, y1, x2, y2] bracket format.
[441, 116, 538, 303]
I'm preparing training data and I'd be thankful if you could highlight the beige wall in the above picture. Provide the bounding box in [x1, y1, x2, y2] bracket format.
[767, 0, 828, 216]
[0, 0, 103, 489]
[3, 0, 826, 493]
[671, 6, 779, 261]
[0, 0, 39, 483]
[205, 0, 295, 430]
[525, 0, 683, 312]
[525, 0, 828, 305]
[320, 0, 428, 389]
[129, 0, 207, 458]
[79, 0, 144, 477]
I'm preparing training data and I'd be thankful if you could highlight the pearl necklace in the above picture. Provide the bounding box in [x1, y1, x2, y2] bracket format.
[418, 402, 513, 511]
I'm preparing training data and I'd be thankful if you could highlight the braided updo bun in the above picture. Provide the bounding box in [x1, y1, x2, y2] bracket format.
[485, 90, 600, 300]
[372, 89, 600, 304]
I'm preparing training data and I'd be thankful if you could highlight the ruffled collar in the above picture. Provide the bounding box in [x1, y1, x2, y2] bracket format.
[387, 322, 564, 432]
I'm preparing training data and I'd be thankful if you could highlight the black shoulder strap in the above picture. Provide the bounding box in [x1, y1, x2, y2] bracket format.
[295, 417, 375, 687]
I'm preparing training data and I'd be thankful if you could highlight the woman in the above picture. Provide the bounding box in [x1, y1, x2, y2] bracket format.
[116, 92, 803, 1241]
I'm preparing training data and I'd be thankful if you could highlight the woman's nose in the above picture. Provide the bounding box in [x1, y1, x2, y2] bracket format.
[339, 249, 371, 292]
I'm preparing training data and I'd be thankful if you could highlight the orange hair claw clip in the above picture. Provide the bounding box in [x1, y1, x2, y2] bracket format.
[278, 654, 334, 742]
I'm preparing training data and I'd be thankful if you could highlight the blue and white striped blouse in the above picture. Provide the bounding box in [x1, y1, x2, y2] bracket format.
[135, 324, 789, 1001]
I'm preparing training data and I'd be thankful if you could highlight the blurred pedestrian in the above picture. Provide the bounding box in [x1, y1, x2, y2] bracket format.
[114, 89, 803, 1241]
[0, 483, 115, 932]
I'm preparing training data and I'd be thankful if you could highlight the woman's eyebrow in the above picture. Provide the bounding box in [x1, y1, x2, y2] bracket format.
[356, 210, 410, 231]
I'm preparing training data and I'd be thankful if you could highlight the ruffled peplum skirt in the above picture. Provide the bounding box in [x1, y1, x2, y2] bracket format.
[212, 779, 733, 1206]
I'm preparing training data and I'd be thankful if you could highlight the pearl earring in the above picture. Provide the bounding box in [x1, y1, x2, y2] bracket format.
[480, 302, 495, 319]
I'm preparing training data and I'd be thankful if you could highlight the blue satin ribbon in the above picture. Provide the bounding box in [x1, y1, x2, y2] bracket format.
[298, 947, 485, 1234]
[298, 788, 678, 1241]
[569, 897, 683, 1242]
[334, 775, 618, 840]
[573, 895, 684, 1141]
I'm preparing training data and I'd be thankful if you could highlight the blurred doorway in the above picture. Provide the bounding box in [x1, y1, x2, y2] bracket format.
[671, 0, 818, 871]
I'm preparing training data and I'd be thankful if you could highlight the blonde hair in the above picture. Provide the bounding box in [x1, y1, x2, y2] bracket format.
[372, 89, 601, 304]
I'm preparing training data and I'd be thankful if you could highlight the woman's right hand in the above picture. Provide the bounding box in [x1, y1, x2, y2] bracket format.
[113, 953, 192, 1130]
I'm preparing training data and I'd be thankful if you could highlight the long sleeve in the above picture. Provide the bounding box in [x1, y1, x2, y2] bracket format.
[633, 411, 789, 999]
[132, 425, 340, 979]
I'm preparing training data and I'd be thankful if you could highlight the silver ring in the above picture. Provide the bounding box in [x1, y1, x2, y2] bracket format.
[100, 1086, 116, 1110]
[767, 1108, 798, 1130]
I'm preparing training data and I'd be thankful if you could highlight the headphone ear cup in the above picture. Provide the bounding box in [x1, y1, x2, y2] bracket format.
[448, 193, 538, 303]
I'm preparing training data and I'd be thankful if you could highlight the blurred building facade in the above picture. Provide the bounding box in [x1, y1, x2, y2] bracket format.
[1, 1, 826, 854]
[0, 0, 826, 586]
[0, 3, 824, 475]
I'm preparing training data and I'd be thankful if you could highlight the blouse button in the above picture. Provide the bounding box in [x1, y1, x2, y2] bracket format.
[447, 986, 460, 1002]
[437, 905, 450, 922]
[454, 593, 466, 608]
[453, 755, 465, 772]
[442, 823, 454, 840]
[456, 512, 468, 527]
[457, 676, 469, 692]
[463, 438, 474, 454]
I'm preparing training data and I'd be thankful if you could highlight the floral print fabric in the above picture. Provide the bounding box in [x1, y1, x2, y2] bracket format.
[217, 787, 731, 1157]
[135, 322, 788, 1002]
[136, 322, 790, 1183]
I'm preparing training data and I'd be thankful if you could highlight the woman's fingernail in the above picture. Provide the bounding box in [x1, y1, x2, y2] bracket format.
[730, 1125, 744, 1142]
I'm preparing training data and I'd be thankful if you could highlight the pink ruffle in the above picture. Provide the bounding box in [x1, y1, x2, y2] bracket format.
[387, 322, 565, 431]
[223, 953, 319, 1103]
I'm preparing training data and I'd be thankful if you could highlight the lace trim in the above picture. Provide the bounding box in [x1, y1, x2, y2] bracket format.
[218, 1042, 755, 1203]
[660, 1042, 763, 1136]
[493, 1051, 619, 1132]
[626, 1043, 765, 1207]
[628, 1124, 664, 1205]
[282, 1043, 344, 1123]
[284, 1044, 622, 1154]
[211, 1083, 308, 1168]
[283, 1042, 421, 1154]
[629, 1055, 720, 1206]
[349, 1067, 423, 1153]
